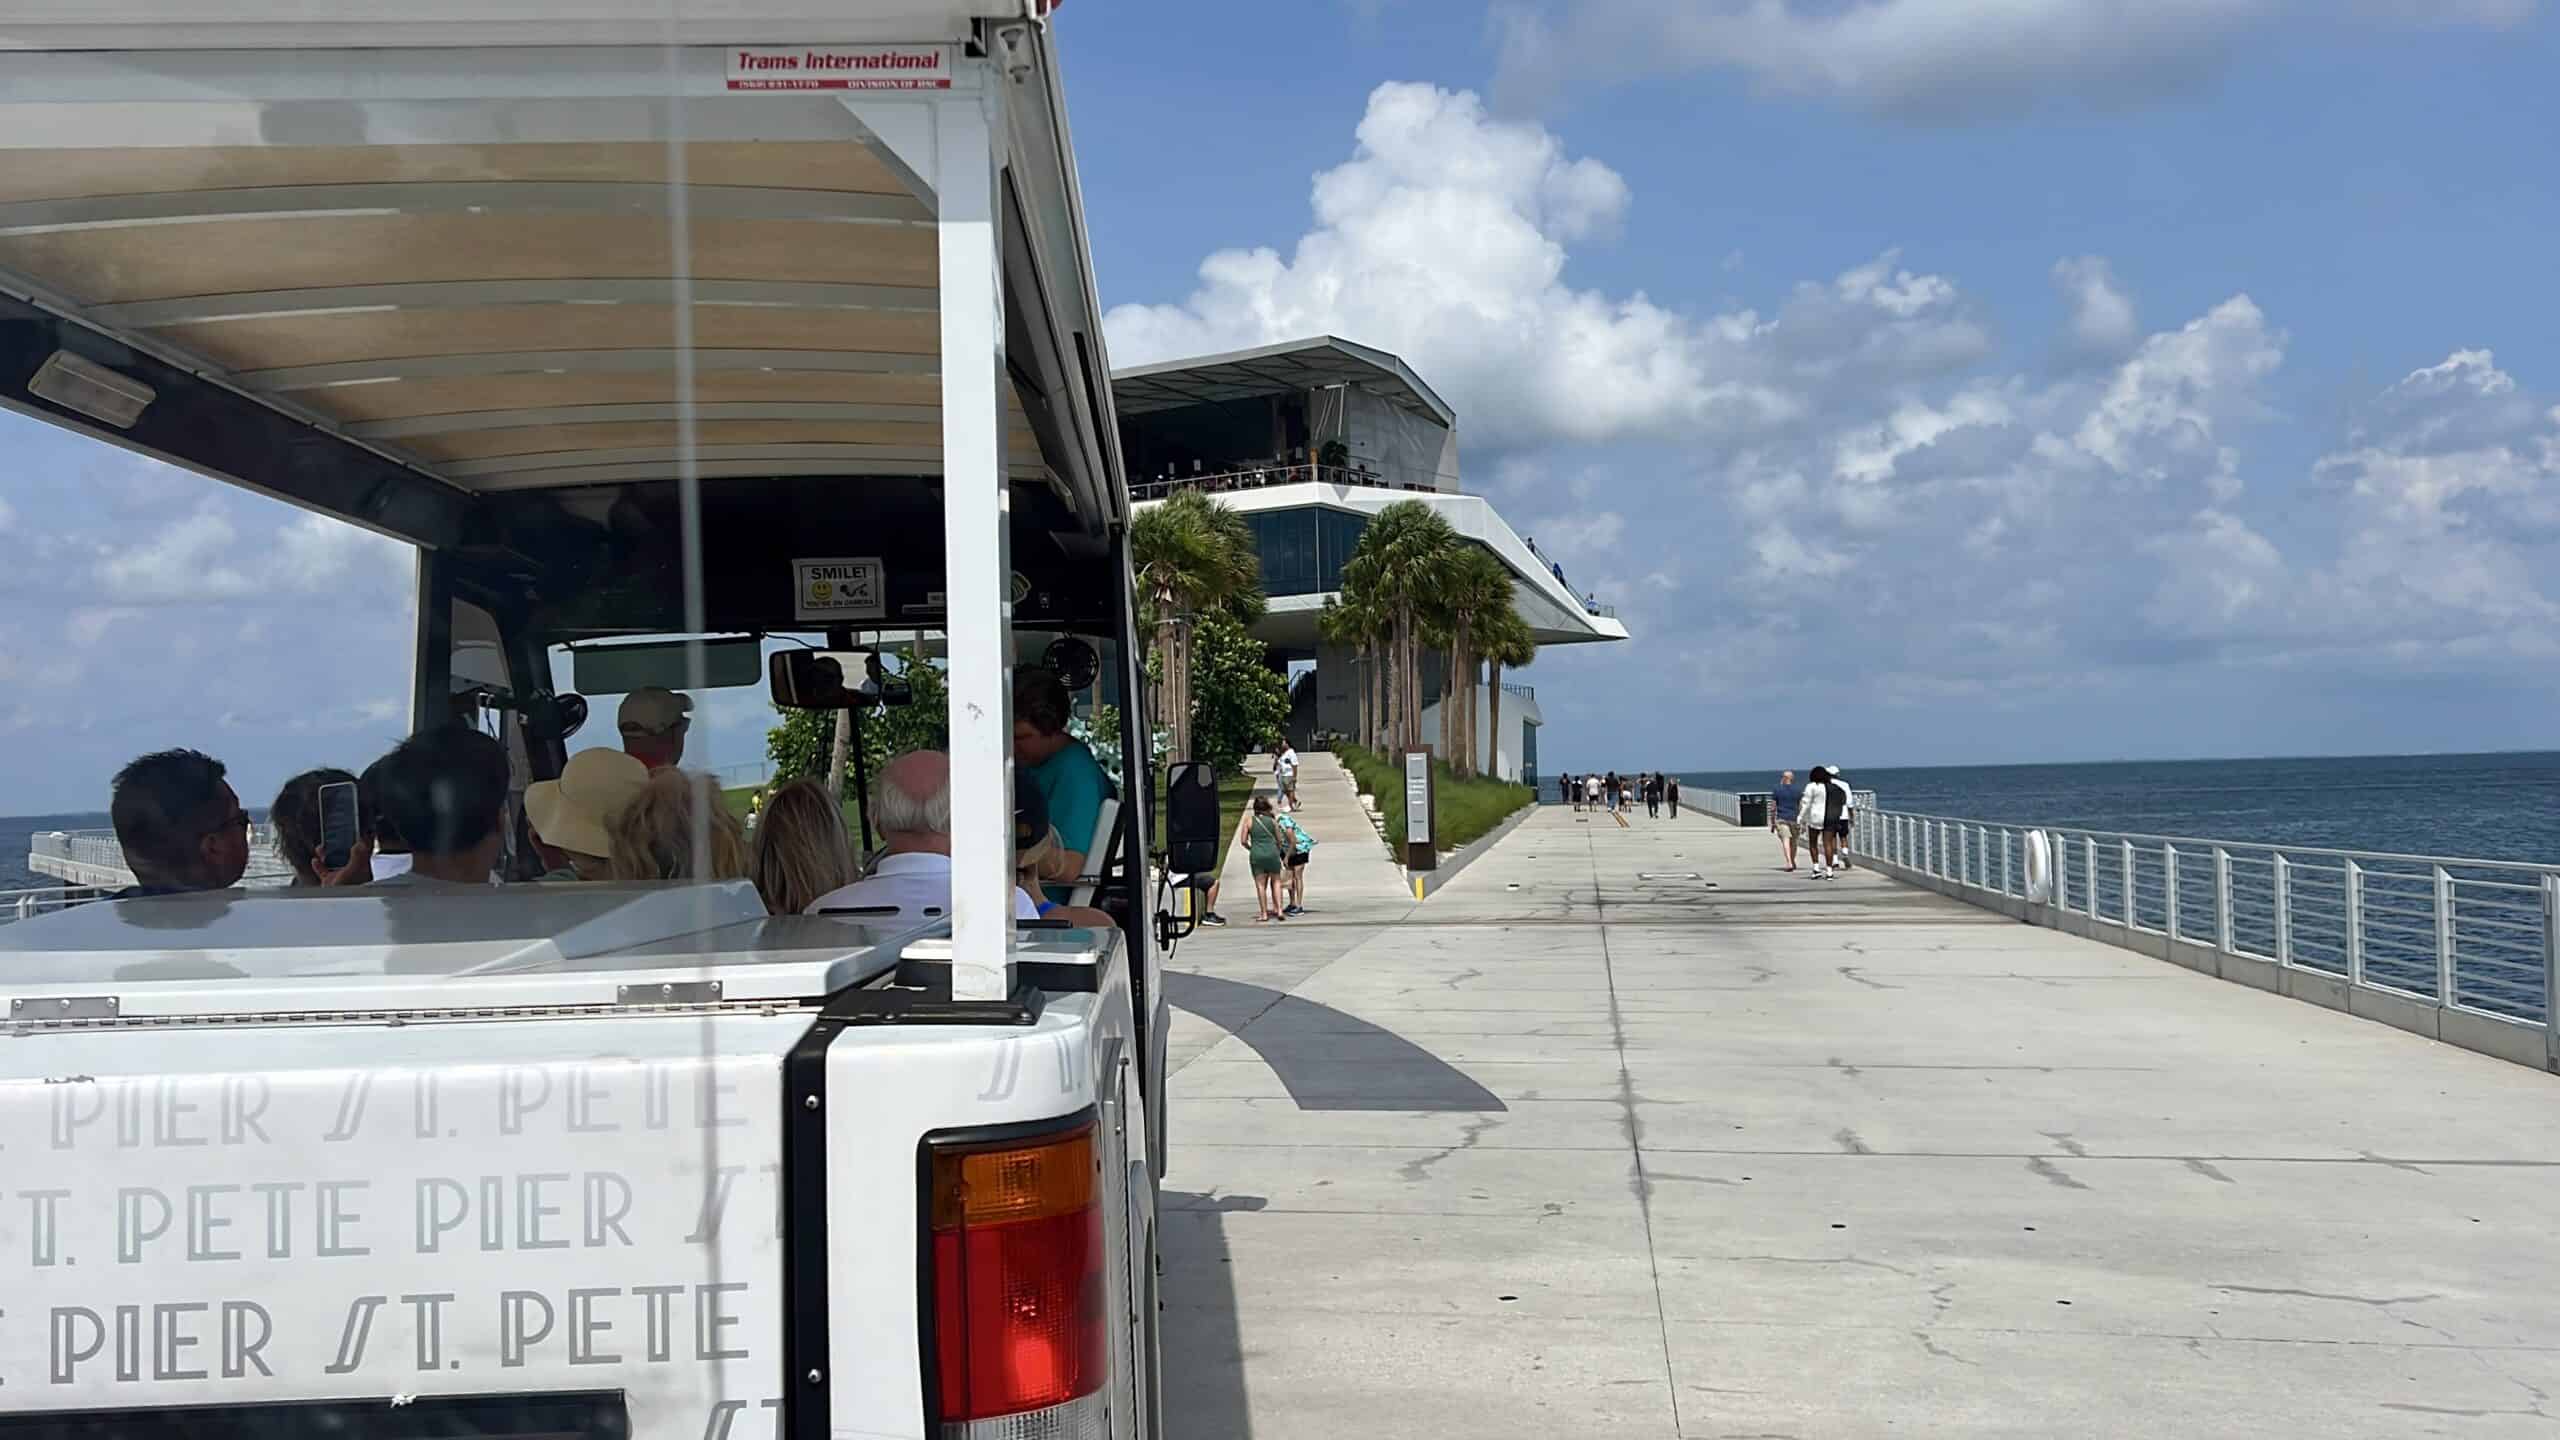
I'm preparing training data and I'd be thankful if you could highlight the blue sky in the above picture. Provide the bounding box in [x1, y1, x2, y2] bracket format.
[4, 0, 2557, 814]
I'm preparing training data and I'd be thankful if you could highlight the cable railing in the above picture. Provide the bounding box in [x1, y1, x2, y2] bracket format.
[1128, 463, 1399, 503]
[1860, 807, 2559, 1059]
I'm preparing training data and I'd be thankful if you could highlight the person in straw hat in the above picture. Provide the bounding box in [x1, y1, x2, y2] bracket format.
[524, 748, 651, 882]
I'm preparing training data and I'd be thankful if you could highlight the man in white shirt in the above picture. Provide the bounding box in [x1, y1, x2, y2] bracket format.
[1273, 740, 1300, 813]
[805, 750, 1041, 922]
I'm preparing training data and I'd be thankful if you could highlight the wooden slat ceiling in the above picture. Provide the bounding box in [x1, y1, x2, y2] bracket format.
[0, 141, 1039, 490]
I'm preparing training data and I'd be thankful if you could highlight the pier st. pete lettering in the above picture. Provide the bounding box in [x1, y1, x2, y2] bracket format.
[0, 1053, 786, 1432]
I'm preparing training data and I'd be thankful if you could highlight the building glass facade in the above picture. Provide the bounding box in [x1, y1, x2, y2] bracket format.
[1244, 507, 1370, 597]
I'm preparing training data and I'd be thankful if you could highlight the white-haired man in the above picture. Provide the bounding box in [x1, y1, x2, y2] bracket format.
[805, 750, 1041, 921]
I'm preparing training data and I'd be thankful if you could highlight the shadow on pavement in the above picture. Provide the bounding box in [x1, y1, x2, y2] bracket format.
[1160, 1188, 1262, 1438]
[1165, 970, 1507, 1113]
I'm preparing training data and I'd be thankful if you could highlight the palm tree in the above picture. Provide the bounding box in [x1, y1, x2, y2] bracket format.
[1130, 490, 1264, 764]
[1317, 587, 1389, 752]
[1431, 546, 1512, 776]
[1342, 501, 1460, 755]
[1480, 604, 1538, 783]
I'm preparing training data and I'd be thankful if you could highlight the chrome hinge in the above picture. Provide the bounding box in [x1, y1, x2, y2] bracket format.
[617, 980, 724, 1006]
[12, 995, 119, 1021]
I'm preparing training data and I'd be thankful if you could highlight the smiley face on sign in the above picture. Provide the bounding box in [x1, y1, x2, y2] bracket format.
[793, 556, 885, 622]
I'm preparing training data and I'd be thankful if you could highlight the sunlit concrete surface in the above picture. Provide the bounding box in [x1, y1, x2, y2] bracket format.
[1160, 800, 2560, 1438]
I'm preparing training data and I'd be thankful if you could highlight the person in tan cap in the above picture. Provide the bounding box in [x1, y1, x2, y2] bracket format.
[524, 748, 652, 882]
[618, 687, 693, 770]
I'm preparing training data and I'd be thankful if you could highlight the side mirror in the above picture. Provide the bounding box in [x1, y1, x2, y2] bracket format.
[1162, 761, 1221, 875]
[529, 691, 588, 742]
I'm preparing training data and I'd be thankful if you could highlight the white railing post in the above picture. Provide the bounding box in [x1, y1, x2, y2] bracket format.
[2215, 847, 2232, 952]
[2121, 841, 2136, 928]
[2540, 874, 2558, 1069]
[2002, 830, 2013, 896]
[2163, 843, 2180, 942]
[2344, 860, 2364, 987]
[2054, 833, 2069, 911]
[2434, 864, 2457, 1007]
[2085, 837, 2099, 920]
[2273, 854, 2292, 967]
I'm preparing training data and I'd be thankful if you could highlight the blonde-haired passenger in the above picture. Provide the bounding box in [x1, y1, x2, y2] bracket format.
[750, 778, 858, 916]
[608, 770, 750, 884]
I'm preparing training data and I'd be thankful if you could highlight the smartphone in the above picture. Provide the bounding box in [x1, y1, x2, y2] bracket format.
[318, 780, 360, 871]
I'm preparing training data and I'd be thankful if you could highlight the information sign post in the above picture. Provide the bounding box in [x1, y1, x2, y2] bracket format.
[1403, 749, 1437, 872]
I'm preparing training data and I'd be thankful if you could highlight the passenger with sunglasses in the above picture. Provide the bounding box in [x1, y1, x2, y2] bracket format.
[108, 748, 252, 898]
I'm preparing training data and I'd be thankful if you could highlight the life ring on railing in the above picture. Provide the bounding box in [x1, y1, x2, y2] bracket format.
[2023, 829, 2053, 904]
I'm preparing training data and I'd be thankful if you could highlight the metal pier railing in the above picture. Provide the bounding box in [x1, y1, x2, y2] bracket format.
[1861, 807, 2560, 1072]
[1692, 789, 1878, 826]
[21, 826, 298, 908]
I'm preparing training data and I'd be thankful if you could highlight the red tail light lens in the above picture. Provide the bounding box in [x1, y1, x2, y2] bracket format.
[929, 1124, 1107, 1423]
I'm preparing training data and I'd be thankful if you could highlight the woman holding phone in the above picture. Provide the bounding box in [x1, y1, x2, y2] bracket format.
[270, 767, 374, 886]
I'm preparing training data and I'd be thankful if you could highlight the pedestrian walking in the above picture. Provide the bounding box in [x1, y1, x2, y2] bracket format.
[1667, 776, 1681, 817]
[1561, 772, 1576, 810]
[1272, 739, 1300, 814]
[1770, 768, 1804, 871]
[1829, 767, 1854, 870]
[1584, 772, 1602, 812]
[1646, 773, 1662, 819]
[1277, 807, 1316, 916]
[1799, 767, 1831, 877]
[1241, 796, 1289, 921]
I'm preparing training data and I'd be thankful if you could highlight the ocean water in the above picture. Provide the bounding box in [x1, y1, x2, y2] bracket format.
[1664, 752, 2560, 867]
[0, 811, 108, 891]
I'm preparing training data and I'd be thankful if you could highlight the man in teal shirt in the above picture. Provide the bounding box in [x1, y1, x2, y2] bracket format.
[1012, 666, 1112, 904]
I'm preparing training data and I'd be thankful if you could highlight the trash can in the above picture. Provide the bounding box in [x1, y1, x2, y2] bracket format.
[1739, 794, 1770, 828]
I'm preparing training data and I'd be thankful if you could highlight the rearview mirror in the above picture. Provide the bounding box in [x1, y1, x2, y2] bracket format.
[770, 650, 913, 710]
[770, 650, 854, 709]
[1162, 761, 1222, 875]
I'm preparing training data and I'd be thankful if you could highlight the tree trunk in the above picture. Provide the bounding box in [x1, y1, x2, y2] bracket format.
[1464, 623, 1483, 776]
[1486, 661, 1504, 783]
[1398, 606, 1418, 754]
[1151, 613, 1184, 765]
[824, 707, 853, 800]
[1368, 639, 1384, 752]
[1171, 618, 1193, 764]
[1442, 618, 1466, 775]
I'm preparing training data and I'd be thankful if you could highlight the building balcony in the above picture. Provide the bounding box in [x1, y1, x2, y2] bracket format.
[1134, 477, 1630, 650]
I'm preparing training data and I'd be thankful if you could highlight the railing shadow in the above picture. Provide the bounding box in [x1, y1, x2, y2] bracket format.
[1164, 970, 1506, 1112]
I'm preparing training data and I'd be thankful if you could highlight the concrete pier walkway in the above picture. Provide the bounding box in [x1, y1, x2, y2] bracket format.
[1160, 800, 2560, 1438]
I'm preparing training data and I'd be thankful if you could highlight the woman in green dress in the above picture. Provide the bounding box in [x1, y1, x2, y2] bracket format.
[1241, 795, 1288, 922]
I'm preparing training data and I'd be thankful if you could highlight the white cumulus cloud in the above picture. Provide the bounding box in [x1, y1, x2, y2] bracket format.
[1108, 83, 1778, 449]
[2052, 256, 2139, 357]
[94, 510, 257, 604]
[1492, 0, 2534, 118]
